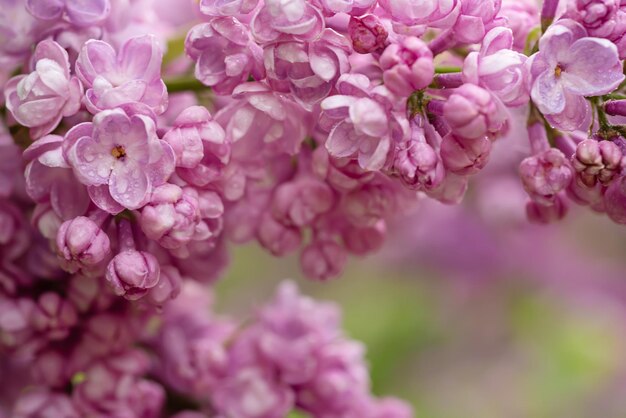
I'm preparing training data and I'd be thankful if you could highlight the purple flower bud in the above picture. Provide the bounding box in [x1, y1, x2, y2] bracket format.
[393, 123, 445, 190]
[31, 292, 78, 340]
[348, 15, 388, 54]
[342, 184, 395, 227]
[380, 37, 434, 95]
[105, 250, 161, 300]
[162, 106, 226, 169]
[526, 195, 568, 224]
[443, 84, 506, 139]
[440, 134, 492, 175]
[300, 240, 347, 281]
[56, 216, 111, 273]
[139, 184, 210, 250]
[605, 100, 626, 117]
[519, 149, 574, 205]
[572, 139, 623, 187]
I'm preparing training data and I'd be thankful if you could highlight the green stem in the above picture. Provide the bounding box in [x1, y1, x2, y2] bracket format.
[164, 76, 207, 93]
[434, 66, 461, 74]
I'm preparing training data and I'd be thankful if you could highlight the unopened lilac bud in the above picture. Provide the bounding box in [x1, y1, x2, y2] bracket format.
[162, 106, 226, 169]
[146, 265, 182, 306]
[443, 84, 506, 139]
[519, 149, 573, 205]
[105, 250, 161, 300]
[526, 195, 568, 224]
[380, 37, 434, 95]
[56, 216, 111, 273]
[348, 15, 388, 54]
[300, 240, 347, 281]
[31, 292, 78, 340]
[572, 139, 623, 187]
[604, 175, 626, 223]
[394, 141, 444, 190]
[272, 178, 334, 227]
[257, 213, 302, 256]
[605, 100, 626, 117]
[440, 134, 492, 175]
[140, 184, 207, 250]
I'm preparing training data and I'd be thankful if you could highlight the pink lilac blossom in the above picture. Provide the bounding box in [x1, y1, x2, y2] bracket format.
[528, 19, 624, 130]
[76, 35, 168, 114]
[4, 40, 83, 139]
[4, 0, 626, 415]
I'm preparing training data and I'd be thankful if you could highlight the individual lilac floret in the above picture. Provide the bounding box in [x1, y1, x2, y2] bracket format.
[440, 134, 492, 175]
[75, 35, 168, 114]
[348, 15, 388, 54]
[64, 109, 175, 211]
[215, 82, 310, 160]
[56, 215, 111, 273]
[4, 40, 83, 139]
[441, 84, 506, 140]
[520, 149, 574, 206]
[320, 74, 395, 171]
[250, 0, 324, 44]
[380, 37, 434, 96]
[139, 184, 218, 250]
[26, 0, 111, 26]
[393, 118, 444, 191]
[105, 250, 161, 300]
[186, 18, 264, 96]
[463, 27, 530, 106]
[572, 139, 623, 187]
[165, 106, 231, 189]
[529, 19, 625, 131]
[264, 29, 351, 108]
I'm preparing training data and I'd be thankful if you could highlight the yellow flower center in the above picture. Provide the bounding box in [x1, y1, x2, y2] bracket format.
[111, 145, 126, 159]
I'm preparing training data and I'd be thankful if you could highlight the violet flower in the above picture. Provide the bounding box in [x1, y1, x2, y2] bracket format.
[529, 19, 624, 130]
[64, 109, 175, 211]
[4, 40, 83, 139]
[75, 35, 168, 114]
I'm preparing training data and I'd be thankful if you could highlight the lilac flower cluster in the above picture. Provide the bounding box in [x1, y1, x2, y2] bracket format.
[4, 0, 626, 414]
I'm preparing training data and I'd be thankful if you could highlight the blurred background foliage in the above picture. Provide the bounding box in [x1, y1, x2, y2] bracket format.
[214, 203, 626, 418]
